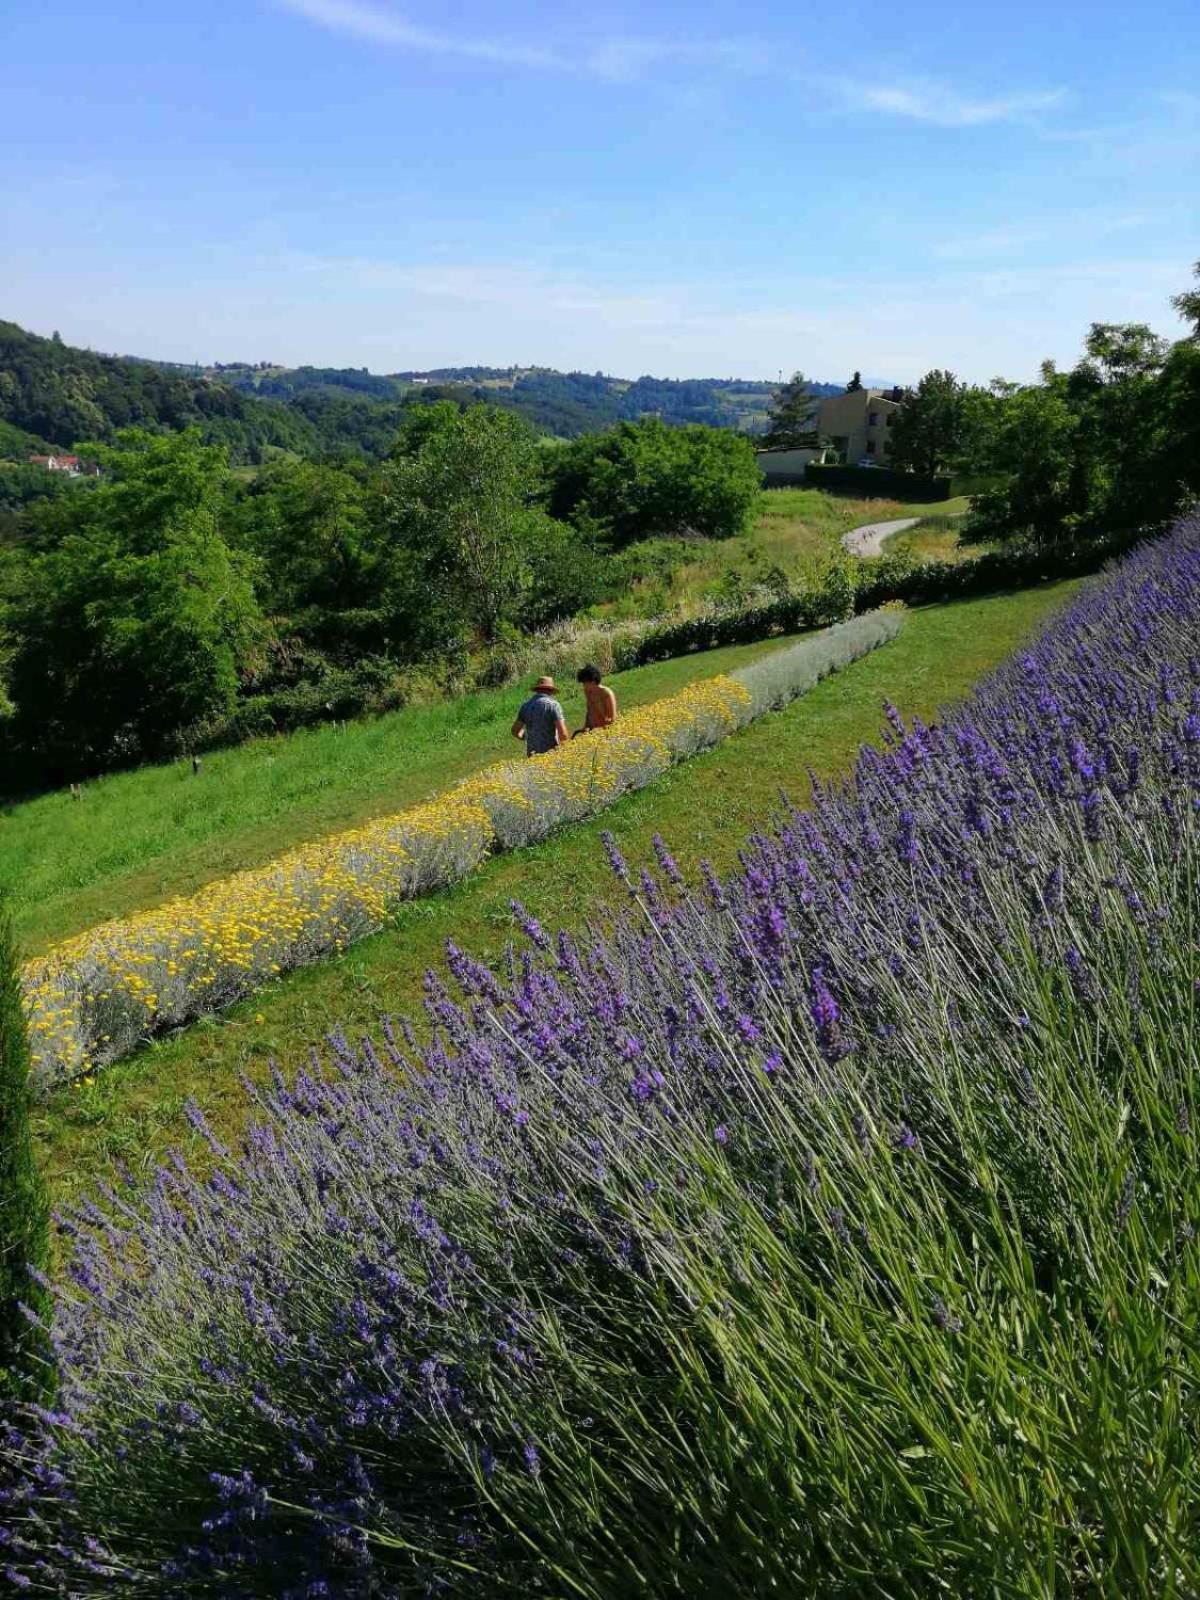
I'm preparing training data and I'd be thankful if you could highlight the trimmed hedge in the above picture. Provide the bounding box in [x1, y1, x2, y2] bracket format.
[805, 463, 952, 500]
[620, 529, 1146, 667]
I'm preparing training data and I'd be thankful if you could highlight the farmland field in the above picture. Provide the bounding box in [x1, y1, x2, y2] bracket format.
[1, 488, 976, 958]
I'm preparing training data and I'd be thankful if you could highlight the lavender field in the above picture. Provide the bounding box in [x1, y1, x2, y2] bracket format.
[5, 517, 1200, 1596]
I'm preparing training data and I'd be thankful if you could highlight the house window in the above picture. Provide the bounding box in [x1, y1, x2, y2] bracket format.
[886, 412, 894, 426]
[865, 439, 876, 455]
[868, 411, 879, 426]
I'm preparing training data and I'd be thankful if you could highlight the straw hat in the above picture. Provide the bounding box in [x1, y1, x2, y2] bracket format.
[532, 675, 557, 692]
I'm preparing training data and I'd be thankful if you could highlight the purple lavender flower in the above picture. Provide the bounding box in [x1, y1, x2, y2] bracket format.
[810, 967, 852, 1063]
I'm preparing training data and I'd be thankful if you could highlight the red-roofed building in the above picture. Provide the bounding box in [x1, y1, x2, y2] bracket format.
[27, 453, 101, 476]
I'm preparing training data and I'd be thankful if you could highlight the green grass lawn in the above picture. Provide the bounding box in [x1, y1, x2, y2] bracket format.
[33, 579, 1080, 1203]
[0, 634, 796, 957]
[881, 508, 979, 564]
[595, 489, 974, 617]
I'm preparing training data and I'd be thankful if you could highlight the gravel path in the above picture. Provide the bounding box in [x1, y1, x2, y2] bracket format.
[841, 516, 920, 558]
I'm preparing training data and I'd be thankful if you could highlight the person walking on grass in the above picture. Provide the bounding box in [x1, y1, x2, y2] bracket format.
[512, 675, 569, 757]
[575, 664, 617, 736]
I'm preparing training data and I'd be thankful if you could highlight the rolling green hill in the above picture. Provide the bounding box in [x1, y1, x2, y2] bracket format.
[2, 319, 851, 458]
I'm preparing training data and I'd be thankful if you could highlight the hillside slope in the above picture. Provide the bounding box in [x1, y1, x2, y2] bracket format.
[2, 319, 853, 453]
[0, 320, 319, 461]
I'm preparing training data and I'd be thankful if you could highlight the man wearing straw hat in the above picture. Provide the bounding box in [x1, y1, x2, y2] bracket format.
[512, 675, 570, 757]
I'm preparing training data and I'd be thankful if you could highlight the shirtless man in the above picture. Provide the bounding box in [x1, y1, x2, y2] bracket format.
[575, 664, 617, 735]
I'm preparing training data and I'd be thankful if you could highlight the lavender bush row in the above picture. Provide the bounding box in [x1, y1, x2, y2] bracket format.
[6, 519, 1200, 1595]
[728, 607, 902, 717]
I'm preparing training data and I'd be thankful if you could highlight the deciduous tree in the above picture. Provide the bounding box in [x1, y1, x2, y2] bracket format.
[377, 406, 550, 642]
[544, 418, 761, 546]
[5, 430, 263, 772]
[887, 369, 966, 477]
[1171, 259, 1200, 337]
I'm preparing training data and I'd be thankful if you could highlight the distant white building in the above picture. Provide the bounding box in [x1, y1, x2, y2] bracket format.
[27, 453, 101, 477]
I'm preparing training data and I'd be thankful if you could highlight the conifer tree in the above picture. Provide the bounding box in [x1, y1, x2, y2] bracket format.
[0, 894, 49, 1400]
[763, 371, 818, 449]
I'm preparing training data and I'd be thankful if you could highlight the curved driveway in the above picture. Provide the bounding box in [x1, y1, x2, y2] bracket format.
[841, 516, 920, 558]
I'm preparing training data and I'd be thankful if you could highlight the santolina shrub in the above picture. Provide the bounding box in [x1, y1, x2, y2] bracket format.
[21, 613, 901, 1088]
[5, 517, 1200, 1595]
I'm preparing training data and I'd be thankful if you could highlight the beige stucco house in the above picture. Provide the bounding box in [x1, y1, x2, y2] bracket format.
[817, 388, 905, 464]
[755, 444, 828, 484]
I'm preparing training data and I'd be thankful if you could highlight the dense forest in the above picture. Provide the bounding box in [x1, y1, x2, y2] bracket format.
[0, 320, 322, 463]
[223, 364, 843, 437]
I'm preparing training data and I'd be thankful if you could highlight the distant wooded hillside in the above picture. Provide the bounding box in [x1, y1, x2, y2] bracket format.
[0, 319, 847, 460]
[212, 361, 844, 438]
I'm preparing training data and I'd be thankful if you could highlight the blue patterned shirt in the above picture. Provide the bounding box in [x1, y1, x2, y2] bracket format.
[517, 693, 565, 756]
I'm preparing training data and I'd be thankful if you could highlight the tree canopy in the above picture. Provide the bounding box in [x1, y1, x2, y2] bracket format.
[887, 370, 967, 478]
[544, 418, 762, 546]
[4, 431, 263, 775]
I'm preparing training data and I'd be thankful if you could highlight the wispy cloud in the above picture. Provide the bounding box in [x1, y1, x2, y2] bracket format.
[274, 0, 563, 68]
[823, 76, 1066, 127]
[276, 250, 1186, 380]
[274, 0, 769, 82]
[276, 0, 1072, 130]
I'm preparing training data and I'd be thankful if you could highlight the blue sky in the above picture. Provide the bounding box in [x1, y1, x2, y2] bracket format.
[2, 0, 1197, 382]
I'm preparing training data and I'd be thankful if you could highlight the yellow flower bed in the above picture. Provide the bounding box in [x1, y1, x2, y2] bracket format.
[23, 794, 492, 1086]
[451, 674, 751, 848]
[22, 623, 904, 1091]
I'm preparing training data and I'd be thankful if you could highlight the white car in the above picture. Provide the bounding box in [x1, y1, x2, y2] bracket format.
[856, 457, 878, 468]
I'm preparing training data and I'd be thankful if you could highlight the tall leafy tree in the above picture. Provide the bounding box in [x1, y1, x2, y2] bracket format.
[5, 430, 263, 773]
[846, 371, 863, 392]
[543, 418, 761, 547]
[0, 892, 49, 1401]
[236, 459, 372, 622]
[964, 381, 1086, 546]
[966, 320, 1179, 548]
[887, 369, 967, 477]
[763, 372, 818, 449]
[1172, 259, 1200, 337]
[377, 406, 551, 642]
